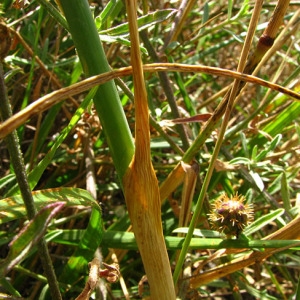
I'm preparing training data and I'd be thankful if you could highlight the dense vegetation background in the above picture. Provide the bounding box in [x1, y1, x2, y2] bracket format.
[0, 0, 299, 299]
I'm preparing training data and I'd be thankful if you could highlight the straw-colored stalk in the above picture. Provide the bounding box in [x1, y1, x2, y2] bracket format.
[1, 63, 298, 140]
[245, 0, 290, 73]
[122, 1, 176, 298]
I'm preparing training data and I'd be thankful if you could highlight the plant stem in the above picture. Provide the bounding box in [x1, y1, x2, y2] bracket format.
[0, 63, 62, 299]
[58, 0, 134, 181]
[140, 30, 190, 150]
[173, 0, 264, 285]
[122, 1, 176, 298]
[101, 231, 300, 250]
[0, 63, 299, 140]
[162, 0, 197, 50]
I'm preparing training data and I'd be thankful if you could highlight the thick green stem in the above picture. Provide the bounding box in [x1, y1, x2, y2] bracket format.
[59, 0, 134, 180]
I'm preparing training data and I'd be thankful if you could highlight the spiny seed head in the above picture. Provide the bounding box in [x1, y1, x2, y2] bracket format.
[208, 193, 254, 238]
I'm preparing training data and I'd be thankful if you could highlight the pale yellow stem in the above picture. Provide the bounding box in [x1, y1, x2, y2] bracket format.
[123, 1, 176, 298]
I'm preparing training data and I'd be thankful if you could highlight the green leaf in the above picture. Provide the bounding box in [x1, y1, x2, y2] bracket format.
[251, 144, 258, 161]
[295, 122, 300, 141]
[59, 207, 103, 285]
[0, 187, 101, 224]
[232, 0, 250, 20]
[173, 71, 197, 116]
[96, 0, 124, 30]
[99, 9, 176, 36]
[0, 277, 22, 297]
[244, 208, 285, 236]
[0, 174, 15, 190]
[0, 202, 65, 276]
[96, 0, 118, 29]
[229, 157, 251, 165]
[240, 131, 250, 158]
[46, 229, 84, 246]
[249, 170, 264, 191]
[227, 0, 233, 20]
[296, 273, 300, 300]
[201, 2, 209, 33]
[223, 28, 244, 43]
[99, 34, 147, 54]
[268, 172, 283, 195]
[281, 171, 291, 211]
[47, 230, 300, 250]
[263, 102, 300, 137]
[255, 134, 282, 162]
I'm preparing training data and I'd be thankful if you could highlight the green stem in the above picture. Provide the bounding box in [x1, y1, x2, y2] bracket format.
[0, 63, 62, 299]
[173, 0, 264, 284]
[101, 231, 300, 250]
[0, 67, 36, 218]
[59, 0, 134, 180]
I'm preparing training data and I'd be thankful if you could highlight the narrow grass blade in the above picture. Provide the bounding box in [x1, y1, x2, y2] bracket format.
[244, 208, 285, 236]
[5, 88, 98, 196]
[263, 102, 300, 137]
[0, 187, 101, 224]
[0, 202, 65, 276]
[48, 230, 300, 250]
[99, 9, 176, 36]
[59, 207, 103, 284]
[281, 171, 291, 212]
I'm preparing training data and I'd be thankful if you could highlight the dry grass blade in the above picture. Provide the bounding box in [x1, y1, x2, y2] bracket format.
[75, 258, 100, 300]
[179, 162, 199, 229]
[0, 63, 298, 140]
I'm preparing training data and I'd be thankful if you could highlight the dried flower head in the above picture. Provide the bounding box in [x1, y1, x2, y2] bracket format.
[208, 193, 254, 238]
[100, 262, 120, 283]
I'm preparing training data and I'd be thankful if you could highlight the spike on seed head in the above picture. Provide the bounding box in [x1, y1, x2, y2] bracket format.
[208, 193, 254, 238]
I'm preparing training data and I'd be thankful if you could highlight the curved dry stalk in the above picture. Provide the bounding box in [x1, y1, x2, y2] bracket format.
[0, 63, 299, 140]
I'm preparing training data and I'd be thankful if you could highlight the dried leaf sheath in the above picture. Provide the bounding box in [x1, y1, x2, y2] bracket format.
[245, 0, 290, 73]
[122, 0, 176, 298]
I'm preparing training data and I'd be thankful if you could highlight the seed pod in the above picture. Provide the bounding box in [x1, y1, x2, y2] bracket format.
[208, 193, 254, 238]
